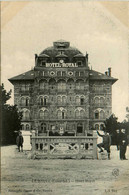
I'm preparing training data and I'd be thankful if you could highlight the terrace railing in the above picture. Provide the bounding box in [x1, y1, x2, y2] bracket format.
[31, 131, 98, 159]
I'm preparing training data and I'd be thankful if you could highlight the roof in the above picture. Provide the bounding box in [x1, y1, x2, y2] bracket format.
[74, 53, 84, 58]
[8, 68, 117, 85]
[39, 40, 83, 59]
[8, 70, 34, 83]
[39, 54, 50, 58]
[89, 69, 118, 84]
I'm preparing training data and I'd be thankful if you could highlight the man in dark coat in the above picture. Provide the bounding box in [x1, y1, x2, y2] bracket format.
[116, 129, 120, 150]
[119, 129, 128, 160]
[16, 131, 24, 152]
[97, 131, 111, 159]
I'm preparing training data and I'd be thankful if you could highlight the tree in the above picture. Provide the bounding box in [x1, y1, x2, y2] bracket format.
[1, 84, 22, 145]
[104, 114, 119, 134]
[104, 114, 119, 145]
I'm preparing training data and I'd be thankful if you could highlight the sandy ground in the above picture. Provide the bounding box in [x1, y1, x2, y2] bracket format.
[1, 145, 129, 195]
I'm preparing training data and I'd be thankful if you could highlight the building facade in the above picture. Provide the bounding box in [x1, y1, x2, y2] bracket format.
[9, 40, 117, 136]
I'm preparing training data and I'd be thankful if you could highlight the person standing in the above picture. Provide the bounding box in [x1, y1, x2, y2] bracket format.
[97, 131, 111, 159]
[16, 131, 24, 152]
[119, 129, 128, 160]
[116, 129, 120, 150]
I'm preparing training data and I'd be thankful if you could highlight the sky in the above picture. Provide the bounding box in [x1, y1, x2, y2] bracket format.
[1, 1, 129, 122]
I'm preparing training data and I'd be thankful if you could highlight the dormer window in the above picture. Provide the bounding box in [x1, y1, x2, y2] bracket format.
[41, 61, 46, 67]
[77, 61, 82, 66]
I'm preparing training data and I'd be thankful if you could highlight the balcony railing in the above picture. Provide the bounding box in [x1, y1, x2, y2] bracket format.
[31, 131, 97, 159]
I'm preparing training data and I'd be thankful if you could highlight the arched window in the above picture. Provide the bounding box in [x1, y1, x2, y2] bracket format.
[39, 97, 43, 105]
[100, 124, 104, 130]
[21, 97, 25, 106]
[100, 97, 104, 105]
[44, 97, 47, 105]
[26, 98, 29, 106]
[39, 80, 47, 90]
[62, 96, 66, 105]
[58, 80, 66, 92]
[94, 97, 99, 104]
[80, 110, 84, 118]
[57, 110, 66, 119]
[95, 110, 99, 119]
[76, 80, 84, 90]
[80, 97, 84, 105]
[44, 110, 48, 119]
[67, 79, 74, 91]
[75, 110, 80, 118]
[95, 124, 99, 130]
[25, 110, 30, 120]
[100, 110, 105, 119]
[39, 110, 44, 119]
[26, 124, 29, 130]
[49, 79, 56, 90]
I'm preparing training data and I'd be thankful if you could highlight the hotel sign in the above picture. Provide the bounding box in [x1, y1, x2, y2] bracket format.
[46, 60, 78, 68]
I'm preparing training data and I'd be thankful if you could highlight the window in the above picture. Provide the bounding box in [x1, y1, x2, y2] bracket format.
[95, 111, 99, 119]
[24, 110, 30, 120]
[100, 124, 104, 130]
[57, 110, 66, 119]
[57, 71, 61, 76]
[44, 110, 48, 119]
[40, 97, 43, 105]
[80, 98, 84, 105]
[75, 72, 79, 77]
[100, 97, 104, 105]
[62, 96, 66, 105]
[77, 61, 82, 66]
[57, 110, 62, 119]
[41, 61, 46, 67]
[76, 80, 84, 90]
[75, 110, 80, 118]
[77, 123, 83, 133]
[44, 97, 47, 105]
[39, 110, 44, 119]
[41, 123, 47, 133]
[80, 110, 84, 118]
[58, 81, 66, 92]
[94, 97, 99, 104]
[95, 124, 99, 130]
[39, 80, 47, 90]
[26, 98, 29, 106]
[100, 110, 105, 119]
[80, 72, 84, 77]
[26, 124, 29, 130]
[62, 71, 66, 76]
[21, 97, 25, 106]
[62, 111, 65, 119]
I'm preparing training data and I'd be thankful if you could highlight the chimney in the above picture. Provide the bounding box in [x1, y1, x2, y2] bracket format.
[86, 52, 88, 67]
[108, 67, 111, 76]
[35, 54, 38, 60]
